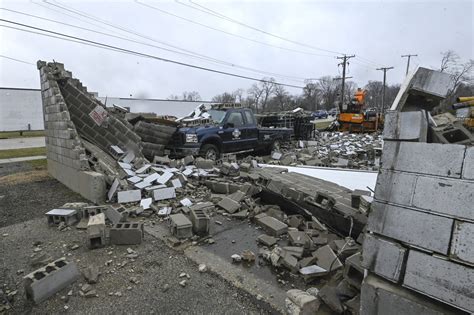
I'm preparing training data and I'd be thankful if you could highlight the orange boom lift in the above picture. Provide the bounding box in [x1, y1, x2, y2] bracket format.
[338, 88, 384, 132]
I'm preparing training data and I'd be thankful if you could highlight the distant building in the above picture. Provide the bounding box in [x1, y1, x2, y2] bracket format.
[0, 87, 211, 131]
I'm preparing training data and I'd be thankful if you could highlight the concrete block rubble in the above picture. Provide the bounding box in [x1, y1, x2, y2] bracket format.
[266, 132, 382, 170]
[30, 61, 473, 314]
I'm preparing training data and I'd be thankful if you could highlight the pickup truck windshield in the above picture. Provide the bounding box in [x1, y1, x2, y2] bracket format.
[208, 109, 226, 124]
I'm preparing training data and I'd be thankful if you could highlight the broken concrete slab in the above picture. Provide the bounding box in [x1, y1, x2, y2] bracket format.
[288, 230, 313, 248]
[152, 187, 176, 201]
[217, 197, 240, 214]
[257, 234, 278, 247]
[257, 216, 288, 236]
[117, 190, 141, 203]
[313, 245, 342, 272]
[105, 205, 127, 225]
[140, 198, 152, 210]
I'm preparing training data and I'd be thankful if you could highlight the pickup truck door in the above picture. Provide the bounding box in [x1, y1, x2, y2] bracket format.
[242, 110, 259, 149]
[221, 111, 249, 152]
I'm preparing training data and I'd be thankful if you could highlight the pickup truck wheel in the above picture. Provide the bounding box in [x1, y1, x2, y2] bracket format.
[200, 144, 220, 160]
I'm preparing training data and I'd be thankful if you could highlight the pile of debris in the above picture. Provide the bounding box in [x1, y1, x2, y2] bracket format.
[23, 148, 370, 313]
[265, 131, 382, 170]
[257, 107, 315, 140]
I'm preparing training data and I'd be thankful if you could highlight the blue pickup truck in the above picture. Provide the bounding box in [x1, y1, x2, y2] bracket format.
[168, 105, 293, 159]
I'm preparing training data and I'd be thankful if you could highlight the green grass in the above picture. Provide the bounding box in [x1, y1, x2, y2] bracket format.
[0, 130, 45, 139]
[27, 158, 47, 169]
[0, 147, 46, 159]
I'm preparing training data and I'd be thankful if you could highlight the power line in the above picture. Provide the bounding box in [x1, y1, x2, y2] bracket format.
[1, 8, 306, 82]
[0, 19, 306, 89]
[134, 0, 334, 58]
[181, 0, 344, 55]
[31, 0, 127, 38]
[0, 54, 35, 65]
[182, 0, 390, 69]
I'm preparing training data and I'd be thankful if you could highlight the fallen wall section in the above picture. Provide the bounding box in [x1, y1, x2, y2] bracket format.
[37, 61, 146, 203]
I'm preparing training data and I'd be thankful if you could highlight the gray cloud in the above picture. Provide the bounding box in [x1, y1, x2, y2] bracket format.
[0, 0, 472, 100]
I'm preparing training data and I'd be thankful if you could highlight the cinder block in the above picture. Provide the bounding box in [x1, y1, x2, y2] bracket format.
[81, 205, 107, 219]
[381, 141, 465, 178]
[109, 222, 144, 245]
[374, 170, 417, 206]
[343, 252, 364, 289]
[351, 189, 371, 208]
[87, 213, 106, 249]
[361, 274, 465, 315]
[383, 110, 428, 142]
[286, 289, 320, 314]
[169, 214, 193, 239]
[367, 201, 453, 254]
[45, 209, 78, 226]
[257, 215, 288, 236]
[450, 221, 474, 264]
[190, 208, 210, 235]
[412, 175, 474, 221]
[403, 250, 474, 312]
[362, 233, 407, 282]
[462, 146, 473, 180]
[24, 257, 80, 304]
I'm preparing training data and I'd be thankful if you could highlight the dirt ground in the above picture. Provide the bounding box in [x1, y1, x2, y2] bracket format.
[0, 161, 88, 228]
[0, 161, 270, 314]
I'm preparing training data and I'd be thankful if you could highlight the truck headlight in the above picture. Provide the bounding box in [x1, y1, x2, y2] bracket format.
[185, 133, 198, 143]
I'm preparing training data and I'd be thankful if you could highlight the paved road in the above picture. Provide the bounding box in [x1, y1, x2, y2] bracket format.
[0, 136, 45, 150]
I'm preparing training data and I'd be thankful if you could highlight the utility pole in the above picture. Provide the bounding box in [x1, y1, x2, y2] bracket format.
[336, 54, 355, 112]
[376, 67, 394, 112]
[401, 54, 417, 75]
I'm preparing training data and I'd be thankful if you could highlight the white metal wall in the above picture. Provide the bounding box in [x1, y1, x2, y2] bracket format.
[0, 87, 207, 131]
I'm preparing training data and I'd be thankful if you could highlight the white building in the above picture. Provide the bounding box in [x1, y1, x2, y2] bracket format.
[0, 87, 210, 131]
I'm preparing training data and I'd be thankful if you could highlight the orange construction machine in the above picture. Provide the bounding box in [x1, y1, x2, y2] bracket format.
[338, 88, 383, 132]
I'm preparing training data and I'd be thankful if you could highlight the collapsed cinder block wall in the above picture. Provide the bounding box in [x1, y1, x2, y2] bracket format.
[360, 69, 473, 314]
[37, 61, 145, 203]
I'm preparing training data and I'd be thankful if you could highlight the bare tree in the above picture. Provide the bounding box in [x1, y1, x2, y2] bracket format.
[317, 76, 338, 109]
[440, 50, 459, 73]
[344, 81, 358, 103]
[302, 79, 320, 111]
[260, 78, 276, 112]
[247, 83, 264, 112]
[273, 84, 290, 111]
[212, 92, 235, 103]
[168, 91, 201, 101]
[182, 91, 201, 101]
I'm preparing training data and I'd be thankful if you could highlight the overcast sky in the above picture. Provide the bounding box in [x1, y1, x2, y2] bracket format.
[0, 0, 472, 100]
